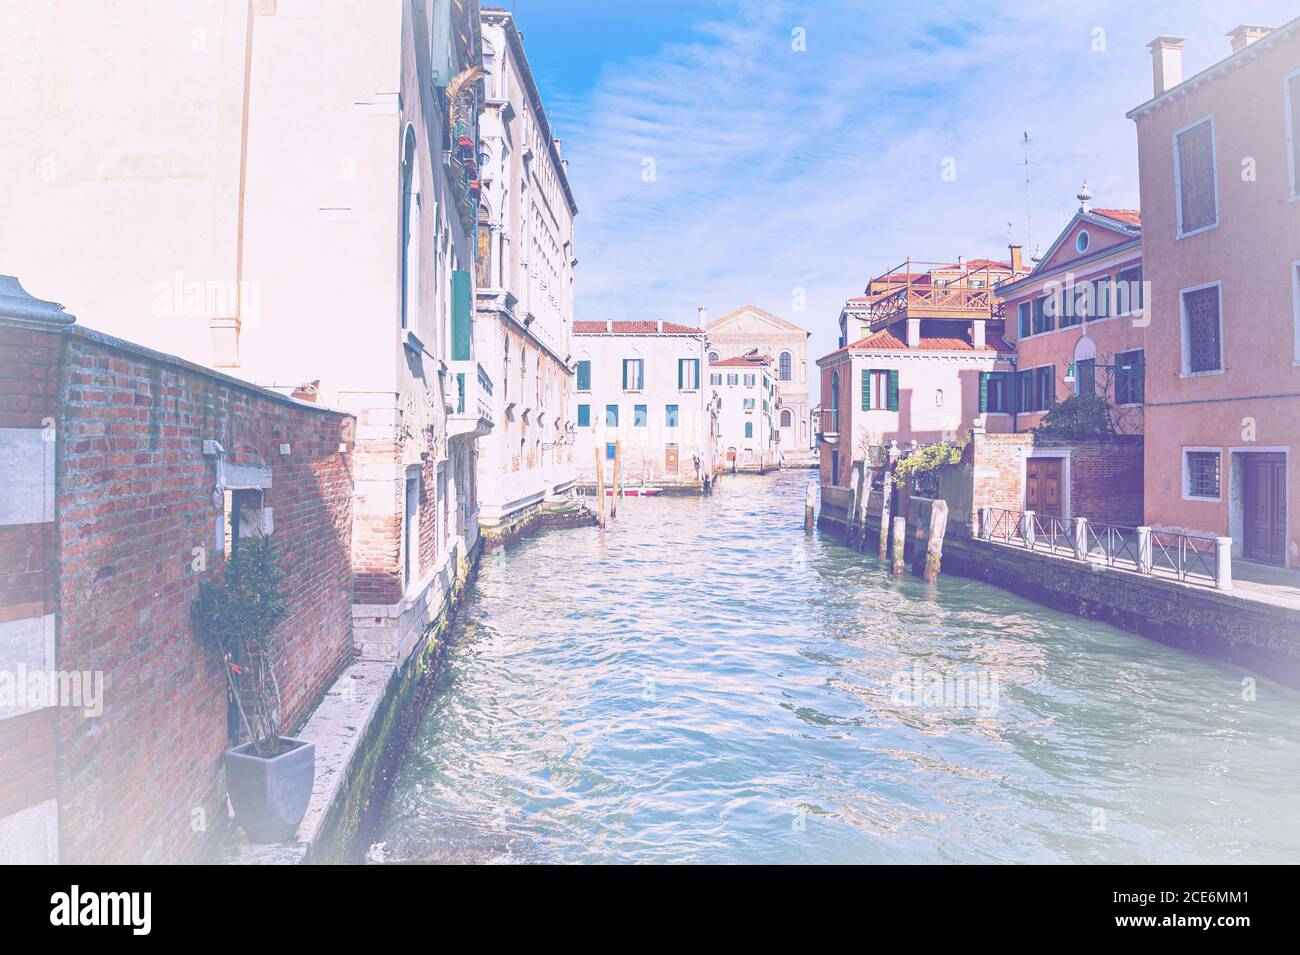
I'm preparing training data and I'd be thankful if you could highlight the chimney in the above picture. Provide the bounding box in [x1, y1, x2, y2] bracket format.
[1008, 244, 1023, 274]
[605, 319, 612, 333]
[957, 255, 967, 269]
[656, 320, 663, 333]
[1227, 24, 1272, 55]
[554, 137, 562, 158]
[1146, 36, 1185, 96]
[697, 306, 708, 325]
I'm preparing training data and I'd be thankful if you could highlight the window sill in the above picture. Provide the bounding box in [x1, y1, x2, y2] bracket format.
[1181, 493, 1223, 503]
[1179, 368, 1224, 379]
[1176, 221, 1219, 240]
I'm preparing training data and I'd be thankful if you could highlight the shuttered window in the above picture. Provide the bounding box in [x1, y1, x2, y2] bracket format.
[979, 371, 1011, 413]
[1176, 118, 1217, 235]
[1115, 350, 1144, 405]
[576, 360, 591, 391]
[860, 369, 898, 411]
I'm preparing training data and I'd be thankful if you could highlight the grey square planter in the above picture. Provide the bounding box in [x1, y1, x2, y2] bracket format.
[223, 737, 315, 843]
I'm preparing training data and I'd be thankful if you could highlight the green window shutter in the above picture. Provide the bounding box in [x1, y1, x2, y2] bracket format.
[861, 369, 870, 410]
[451, 269, 471, 361]
[979, 372, 989, 413]
[577, 361, 590, 390]
[887, 369, 899, 411]
[677, 359, 683, 389]
[1047, 364, 1056, 407]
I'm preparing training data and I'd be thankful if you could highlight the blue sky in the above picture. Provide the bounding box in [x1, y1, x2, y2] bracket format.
[508, 0, 1298, 397]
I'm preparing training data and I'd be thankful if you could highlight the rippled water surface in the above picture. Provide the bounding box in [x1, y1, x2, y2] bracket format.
[378, 471, 1300, 863]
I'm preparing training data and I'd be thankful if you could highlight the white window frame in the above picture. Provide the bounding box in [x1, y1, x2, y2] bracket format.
[1286, 67, 1300, 202]
[1293, 259, 1300, 365]
[1075, 229, 1090, 253]
[1172, 114, 1219, 239]
[1178, 279, 1224, 378]
[1181, 446, 1223, 503]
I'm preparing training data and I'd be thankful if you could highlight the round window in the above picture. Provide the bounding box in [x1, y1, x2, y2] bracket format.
[1075, 230, 1090, 253]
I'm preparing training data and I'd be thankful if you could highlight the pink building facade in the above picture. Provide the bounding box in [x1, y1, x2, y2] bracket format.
[997, 197, 1146, 436]
[816, 258, 1019, 488]
[1129, 21, 1300, 567]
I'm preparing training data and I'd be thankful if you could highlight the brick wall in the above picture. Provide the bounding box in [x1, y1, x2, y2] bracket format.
[970, 432, 1143, 525]
[47, 327, 353, 863]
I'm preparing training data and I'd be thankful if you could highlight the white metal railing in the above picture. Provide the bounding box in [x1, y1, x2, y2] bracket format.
[978, 507, 1231, 590]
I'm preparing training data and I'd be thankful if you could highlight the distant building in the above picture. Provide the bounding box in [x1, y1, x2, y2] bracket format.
[703, 305, 813, 462]
[816, 258, 1020, 488]
[710, 354, 778, 470]
[572, 321, 719, 488]
[1128, 20, 1300, 566]
[997, 191, 1146, 437]
[475, 9, 579, 539]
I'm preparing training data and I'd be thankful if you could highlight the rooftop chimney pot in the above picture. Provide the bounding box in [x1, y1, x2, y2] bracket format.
[1008, 244, 1023, 274]
[1147, 35, 1185, 97]
[1227, 24, 1273, 55]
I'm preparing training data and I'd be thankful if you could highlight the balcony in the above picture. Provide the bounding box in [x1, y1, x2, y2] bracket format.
[864, 259, 1006, 328]
[816, 408, 839, 443]
[448, 360, 493, 439]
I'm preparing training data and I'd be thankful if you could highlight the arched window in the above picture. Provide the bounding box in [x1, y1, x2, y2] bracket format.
[935, 389, 944, 407]
[831, 372, 840, 410]
[780, 409, 793, 428]
[779, 351, 792, 381]
[400, 127, 420, 331]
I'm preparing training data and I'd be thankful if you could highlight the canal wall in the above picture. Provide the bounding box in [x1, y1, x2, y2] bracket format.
[221, 538, 480, 865]
[819, 490, 1300, 688]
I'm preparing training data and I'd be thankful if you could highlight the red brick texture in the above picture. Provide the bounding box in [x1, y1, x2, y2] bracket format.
[0, 324, 61, 429]
[971, 432, 1143, 525]
[49, 329, 354, 863]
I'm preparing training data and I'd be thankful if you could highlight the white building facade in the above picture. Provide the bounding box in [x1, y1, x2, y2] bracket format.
[0, 0, 489, 661]
[702, 305, 813, 464]
[474, 8, 579, 540]
[572, 321, 719, 489]
[710, 356, 778, 471]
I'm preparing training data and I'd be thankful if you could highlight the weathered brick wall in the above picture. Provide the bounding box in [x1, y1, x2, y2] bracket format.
[52, 328, 354, 863]
[970, 432, 1143, 525]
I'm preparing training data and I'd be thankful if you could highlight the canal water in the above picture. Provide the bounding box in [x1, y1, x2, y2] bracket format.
[376, 470, 1300, 864]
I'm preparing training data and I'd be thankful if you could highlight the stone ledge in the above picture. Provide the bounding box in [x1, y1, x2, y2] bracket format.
[219, 660, 395, 865]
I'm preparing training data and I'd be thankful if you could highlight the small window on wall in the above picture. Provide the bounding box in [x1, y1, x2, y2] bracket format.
[1181, 283, 1222, 374]
[606, 442, 617, 461]
[678, 358, 701, 390]
[577, 404, 591, 427]
[576, 360, 591, 391]
[634, 404, 647, 427]
[665, 404, 679, 427]
[1184, 449, 1221, 500]
[744, 422, 753, 439]
[622, 358, 644, 390]
[605, 404, 619, 427]
[224, 488, 266, 557]
[1075, 230, 1090, 253]
[1017, 301, 1031, 338]
[979, 371, 1011, 414]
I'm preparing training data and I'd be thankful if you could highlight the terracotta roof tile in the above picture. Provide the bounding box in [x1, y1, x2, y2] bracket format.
[573, 320, 702, 335]
[710, 355, 770, 367]
[1092, 208, 1141, 226]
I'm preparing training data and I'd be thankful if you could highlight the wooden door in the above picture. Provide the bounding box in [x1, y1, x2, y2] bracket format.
[1244, 453, 1286, 564]
[665, 446, 679, 473]
[1026, 458, 1063, 518]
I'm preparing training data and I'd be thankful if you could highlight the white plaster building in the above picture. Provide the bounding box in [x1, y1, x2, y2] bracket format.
[0, 0, 489, 660]
[474, 8, 579, 540]
[710, 355, 778, 471]
[702, 305, 813, 464]
[572, 321, 719, 489]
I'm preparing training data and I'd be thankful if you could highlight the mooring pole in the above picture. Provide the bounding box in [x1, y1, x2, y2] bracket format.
[879, 474, 893, 561]
[890, 515, 907, 576]
[595, 447, 607, 528]
[611, 440, 621, 519]
[922, 500, 948, 583]
[804, 480, 815, 531]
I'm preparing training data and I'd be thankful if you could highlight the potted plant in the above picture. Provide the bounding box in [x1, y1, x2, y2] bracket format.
[191, 533, 315, 843]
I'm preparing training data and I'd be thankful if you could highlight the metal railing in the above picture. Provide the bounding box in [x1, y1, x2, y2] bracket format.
[817, 408, 839, 436]
[978, 507, 1231, 590]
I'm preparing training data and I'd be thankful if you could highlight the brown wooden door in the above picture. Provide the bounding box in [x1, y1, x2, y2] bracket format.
[1026, 458, 1063, 518]
[1244, 453, 1286, 564]
[665, 446, 679, 473]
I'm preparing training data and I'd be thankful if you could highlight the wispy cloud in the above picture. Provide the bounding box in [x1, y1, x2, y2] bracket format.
[551, 0, 1298, 388]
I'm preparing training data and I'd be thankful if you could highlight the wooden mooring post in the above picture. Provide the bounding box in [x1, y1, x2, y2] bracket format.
[922, 500, 948, 583]
[890, 515, 907, 576]
[594, 447, 607, 528]
[611, 440, 621, 519]
[878, 473, 893, 561]
[804, 481, 815, 531]
[848, 463, 865, 547]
